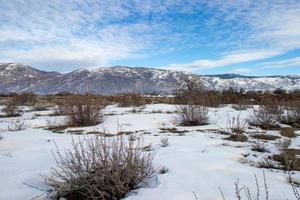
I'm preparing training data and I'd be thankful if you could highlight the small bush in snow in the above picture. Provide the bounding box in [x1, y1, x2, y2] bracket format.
[8, 120, 26, 131]
[176, 105, 208, 126]
[160, 138, 169, 147]
[128, 134, 139, 142]
[227, 114, 247, 135]
[276, 138, 292, 151]
[274, 138, 293, 170]
[248, 106, 280, 129]
[257, 158, 277, 169]
[56, 96, 104, 126]
[252, 140, 268, 152]
[44, 136, 155, 200]
[2, 102, 21, 117]
[281, 102, 300, 127]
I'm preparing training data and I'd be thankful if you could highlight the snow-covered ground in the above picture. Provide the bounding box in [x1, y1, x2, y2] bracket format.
[0, 104, 299, 200]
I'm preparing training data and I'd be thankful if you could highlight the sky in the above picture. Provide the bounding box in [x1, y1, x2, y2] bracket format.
[0, 0, 300, 75]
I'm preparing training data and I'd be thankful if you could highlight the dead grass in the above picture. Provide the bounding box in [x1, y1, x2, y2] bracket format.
[251, 134, 280, 141]
[224, 134, 248, 142]
[159, 128, 189, 134]
[280, 128, 296, 138]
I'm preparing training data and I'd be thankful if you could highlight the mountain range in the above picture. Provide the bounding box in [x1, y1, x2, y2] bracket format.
[0, 63, 299, 94]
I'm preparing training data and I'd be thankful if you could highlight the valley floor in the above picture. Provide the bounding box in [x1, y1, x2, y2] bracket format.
[0, 104, 299, 200]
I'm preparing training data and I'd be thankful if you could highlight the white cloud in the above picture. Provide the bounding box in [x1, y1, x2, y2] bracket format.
[261, 57, 300, 69]
[0, 0, 166, 70]
[164, 50, 282, 72]
[204, 0, 300, 51]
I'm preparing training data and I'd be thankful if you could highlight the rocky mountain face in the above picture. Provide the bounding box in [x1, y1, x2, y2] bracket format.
[0, 63, 299, 94]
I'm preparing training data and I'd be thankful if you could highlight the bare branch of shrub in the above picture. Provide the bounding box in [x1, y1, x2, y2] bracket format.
[55, 96, 104, 126]
[160, 138, 169, 147]
[2, 102, 21, 117]
[227, 114, 248, 135]
[176, 105, 208, 126]
[248, 106, 279, 129]
[44, 136, 155, 200]
[252, 140, 268, 152]
[8, 120, 26, 131]
[281, 101, 300, 127]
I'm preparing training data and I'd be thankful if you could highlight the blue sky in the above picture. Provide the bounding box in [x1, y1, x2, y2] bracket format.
[0, 0, 300, 75]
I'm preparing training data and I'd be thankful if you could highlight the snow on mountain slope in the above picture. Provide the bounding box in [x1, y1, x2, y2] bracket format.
[0, 63, 299, 94]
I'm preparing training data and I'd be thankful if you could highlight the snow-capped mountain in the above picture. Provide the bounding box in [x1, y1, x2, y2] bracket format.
[0, 63, 299, 94]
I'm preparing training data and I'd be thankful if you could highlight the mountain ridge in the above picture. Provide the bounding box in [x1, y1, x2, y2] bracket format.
[0, 62, 299, 94]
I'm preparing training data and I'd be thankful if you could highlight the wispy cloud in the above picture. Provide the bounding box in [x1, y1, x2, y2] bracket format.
[261, 57, 300, 69]
[164, 50, 281, 71]
[0, 0, 169, 70]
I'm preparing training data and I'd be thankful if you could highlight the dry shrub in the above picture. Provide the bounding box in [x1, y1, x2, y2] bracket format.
[252, 140, 268, 152]
[160, 138, 169, 147]
[12, 93, 37, 106]
[223, 114, 248, 142]
[54, 99, 69, 116]
[176, 77, 221, 107]
[248, 97, 284, 129]
[248, 106, 280, 129]
[281, 101, 300, 127]
[276, 138, 292, 151]
[2, 102, 21, 117]
[8, 120, 26, 131]
[257, 158, 276, 169]
[272, 148, 300, 171]
[113, 93, 147, 107]
[176, 105, 208, 126]
[227, 114, 248, 135]
[55, 96, 104, 126]
[45, 136, 155, 200]
[260, 97, 283, 116]
[273, 138, 294, 170]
